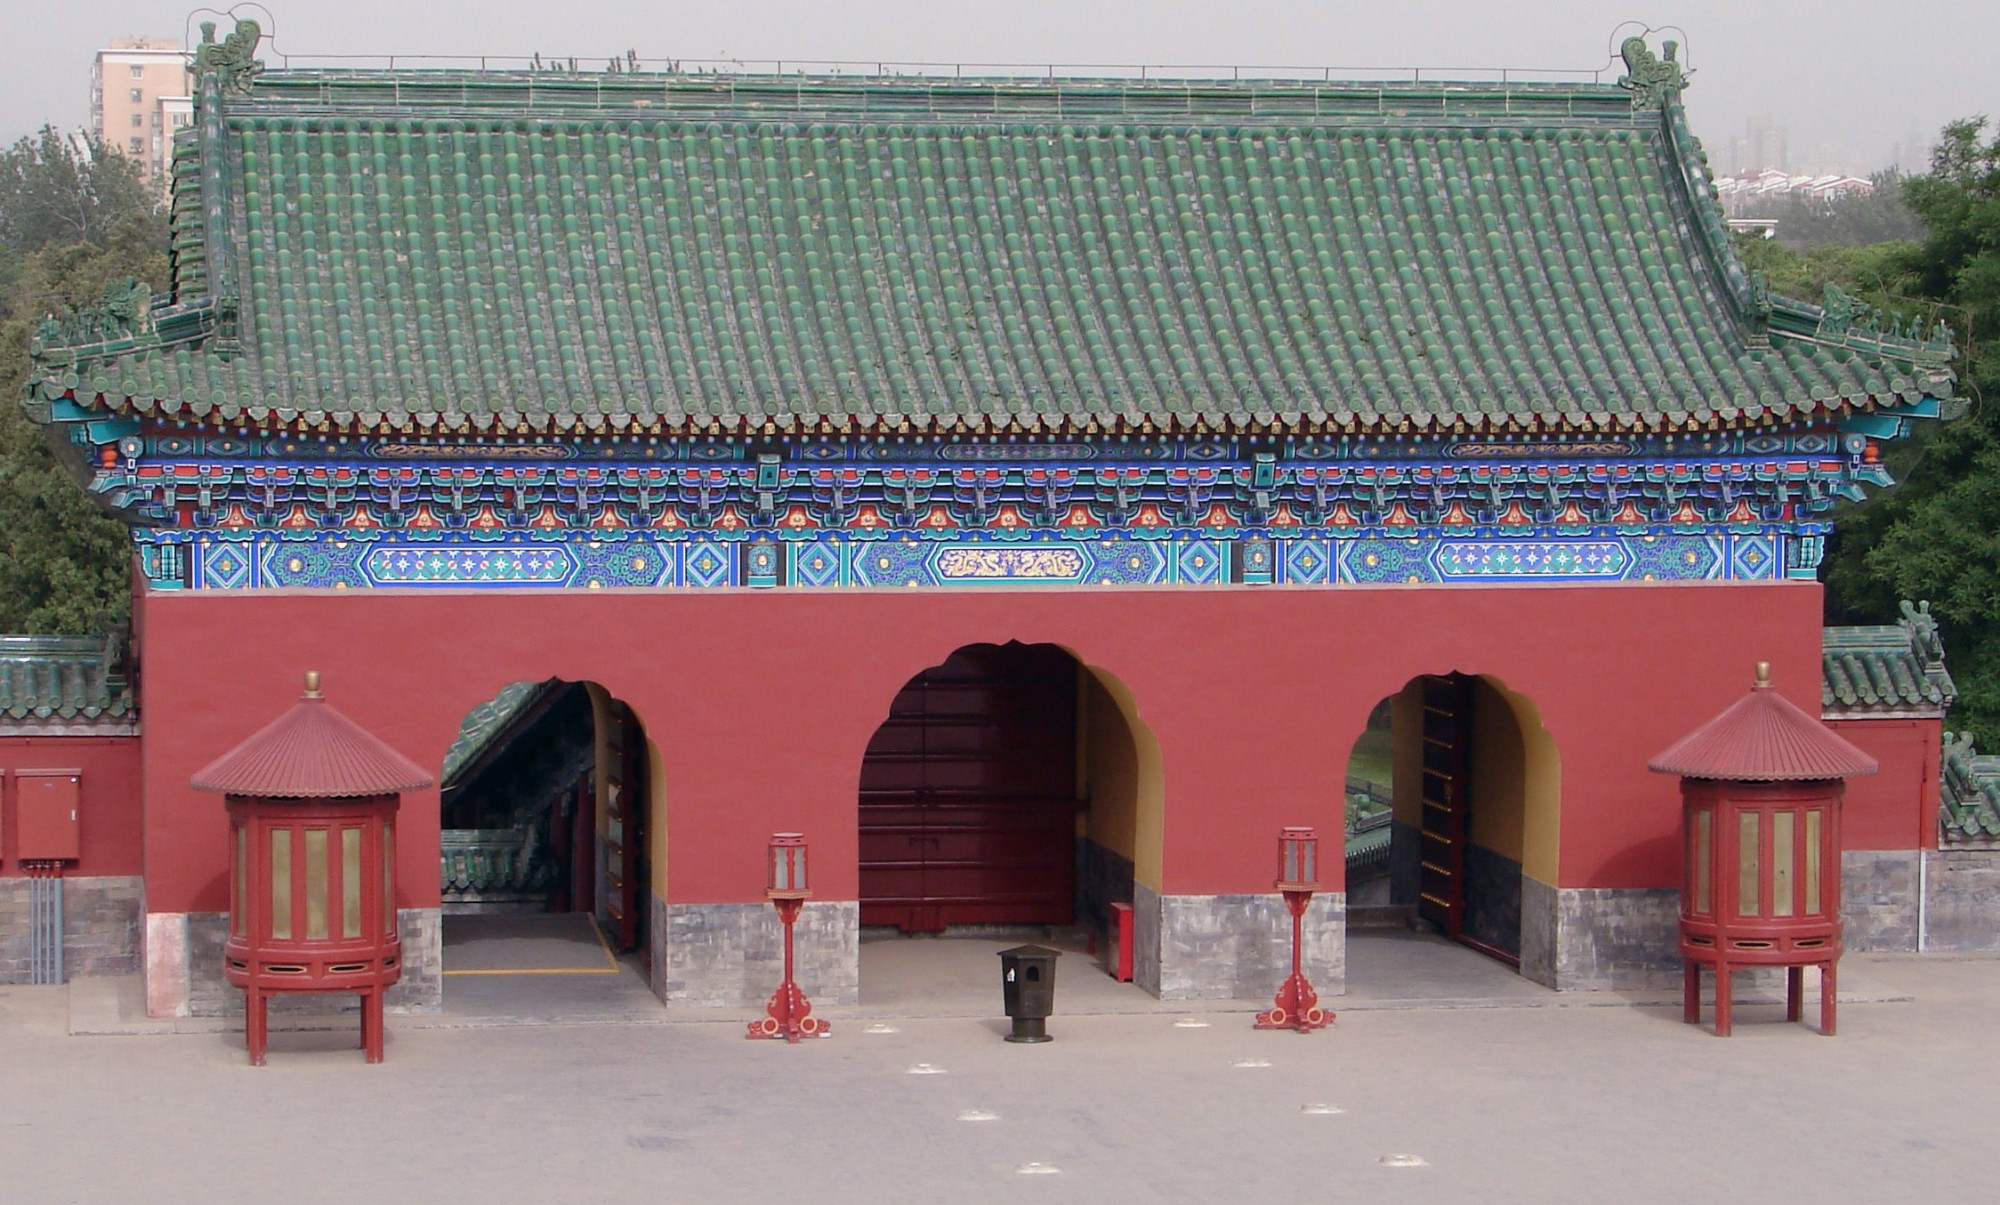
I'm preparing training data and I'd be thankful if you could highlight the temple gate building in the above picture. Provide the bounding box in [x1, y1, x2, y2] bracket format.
[16, 23, 1989, 1015]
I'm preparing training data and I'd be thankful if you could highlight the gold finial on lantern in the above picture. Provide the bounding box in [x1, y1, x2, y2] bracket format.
[303, 671, 323, 698]
[1754, 661, 1771, 689]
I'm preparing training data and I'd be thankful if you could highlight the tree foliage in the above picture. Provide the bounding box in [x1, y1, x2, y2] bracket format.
[1812, 118, 2000, 746]
[0, 128, 160, 633]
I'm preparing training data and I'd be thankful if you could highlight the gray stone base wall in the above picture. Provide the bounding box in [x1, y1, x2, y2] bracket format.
[0, 875, 142, 983]
[1520, 880, 1680, 991]
[1924, 846, 2000, 950]
[1078, 839, 1134, 935]
[1133, 882, 1164, 996]
[648, 890, 671, 1001]
[1150, 891, 1344, 1001]
[1464, 845, 1522, 958]
[146, 907, 442, 1018]
[1843, 850, 1921, 951]
[663, 900, 858, 1007]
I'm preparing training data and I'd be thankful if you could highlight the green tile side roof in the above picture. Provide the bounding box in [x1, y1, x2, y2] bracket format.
[0, 632, 135, 723]
[25, 70, 1956, 435]
[441, 678, 557, 785]
[1822, 602, 1956, 715]
[1942, 733, 2000, 844]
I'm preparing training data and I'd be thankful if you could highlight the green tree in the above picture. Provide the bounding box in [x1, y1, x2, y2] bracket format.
[1818, 118, 2000, 746]
[0, 128, 160, 633]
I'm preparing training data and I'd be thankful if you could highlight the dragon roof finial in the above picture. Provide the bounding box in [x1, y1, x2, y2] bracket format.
[1619, 35, 1690, 110]
[194, 17, 264, 95]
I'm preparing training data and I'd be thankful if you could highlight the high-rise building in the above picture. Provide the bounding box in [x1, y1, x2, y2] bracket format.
[90, 37, 190, 194]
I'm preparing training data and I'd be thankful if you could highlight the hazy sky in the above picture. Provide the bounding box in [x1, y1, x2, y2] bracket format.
[6, 0, 1995, 174]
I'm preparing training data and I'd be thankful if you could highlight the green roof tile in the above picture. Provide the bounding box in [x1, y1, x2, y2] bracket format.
[1822, 601, 1956, 715]
[0, 632, 135, 726]
[1943, 733, 2000, 845]
[29, 70, 1957, 434]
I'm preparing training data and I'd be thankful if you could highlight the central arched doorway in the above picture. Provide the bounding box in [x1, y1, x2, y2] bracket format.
[436, 679, 659, 1003]
[856, 641, 1163, 998]
[1346, 671, 1560, 987]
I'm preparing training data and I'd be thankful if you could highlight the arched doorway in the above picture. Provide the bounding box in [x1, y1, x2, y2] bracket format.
[437, 679, 657, 991]
[856, 642, 1163, 994]
[1349, 672, 1559, 974]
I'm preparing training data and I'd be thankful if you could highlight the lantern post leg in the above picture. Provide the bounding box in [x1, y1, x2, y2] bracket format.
[246, 987, 268, 1066]
[1785, 966, 1803, 1023]
[362, 989, 385, 1063]
[1820, 961, 1837, 1036]
[1713, 965, 1733, 1038]
[1683, 961, 1700, 1024]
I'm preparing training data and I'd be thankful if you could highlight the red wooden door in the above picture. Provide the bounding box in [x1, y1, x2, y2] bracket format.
[860, 645, 1078, 932]
[602, 702, 647, 952]
[1417, 673, 1474, 937]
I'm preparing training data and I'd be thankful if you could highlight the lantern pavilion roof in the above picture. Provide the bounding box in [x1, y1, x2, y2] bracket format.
[22, 22, 1957, 440]
[191, 672, 435, 797]
[1650, 663, 1878, 782]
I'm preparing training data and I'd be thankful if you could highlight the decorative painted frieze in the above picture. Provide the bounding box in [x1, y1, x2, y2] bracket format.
[50, 421, 1885, 591]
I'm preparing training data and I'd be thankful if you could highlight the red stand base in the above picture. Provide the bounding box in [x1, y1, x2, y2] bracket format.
[1255, 888, 1333, 1033]
[747, 980, 829, 1042]
[747, 896, 830, 1042]
[1255, 972, 1331, 1032]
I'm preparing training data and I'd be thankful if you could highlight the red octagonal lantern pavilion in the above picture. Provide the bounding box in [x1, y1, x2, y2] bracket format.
[191, 672, 433, 1064]
[1649, 663, 1877, 1037]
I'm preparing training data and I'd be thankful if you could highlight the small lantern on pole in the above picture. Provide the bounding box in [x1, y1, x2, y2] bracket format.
[748, 832, 829, 1041]
[1256, 826, 1333, 1032]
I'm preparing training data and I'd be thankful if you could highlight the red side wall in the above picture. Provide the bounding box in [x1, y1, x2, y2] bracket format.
[1, 735, 143, 877]
[134, 580, 1824, 915]
[1824, 717, 1941, 851]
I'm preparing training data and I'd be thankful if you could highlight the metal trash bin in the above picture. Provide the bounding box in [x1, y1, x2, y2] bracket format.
[998, 944, 1061, 1043]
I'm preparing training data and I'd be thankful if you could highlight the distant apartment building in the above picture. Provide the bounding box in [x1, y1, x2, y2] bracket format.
[90, 37, 191, 195]
[1714, 170, 1877, 216]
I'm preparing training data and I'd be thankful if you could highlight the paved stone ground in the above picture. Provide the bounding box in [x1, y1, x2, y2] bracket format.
[8, 949, 1998, 1203]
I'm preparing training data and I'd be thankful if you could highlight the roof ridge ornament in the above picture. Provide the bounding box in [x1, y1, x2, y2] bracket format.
[195, 18, 264, 95]
[1618, 35, 1689, 109]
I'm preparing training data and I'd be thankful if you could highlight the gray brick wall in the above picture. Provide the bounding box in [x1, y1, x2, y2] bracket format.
[664, 900, 858, 1007]
[1843, 850, 1920, 951]
[1925, 847, 2000, 950]
[1154, 891, 1343, 1001]
[0, 875, 141, 983]
[176, 907, 443, 1016]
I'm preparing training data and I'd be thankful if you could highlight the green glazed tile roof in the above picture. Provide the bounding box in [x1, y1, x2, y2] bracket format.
[26, 68, 1956, 435]
[441, 678, 557, 785]
[1823, 602, 1956, 715]
[0, 632, 135, 724]
[1942, 732, 2000, 844]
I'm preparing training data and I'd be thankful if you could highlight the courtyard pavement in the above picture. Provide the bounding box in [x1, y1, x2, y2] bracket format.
[8, 937, 1998, 1203]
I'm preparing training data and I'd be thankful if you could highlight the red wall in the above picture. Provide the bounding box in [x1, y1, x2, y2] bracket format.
[134, 580, 1824, 915]
[1824, 717, 1940, 851]
[1, 735, 143, 877]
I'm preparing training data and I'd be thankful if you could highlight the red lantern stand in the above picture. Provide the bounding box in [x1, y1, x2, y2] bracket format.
[191, 672, 434, 1064]
[748, 833, 829, 1042]
[1257, 826, 1333, 1032]
[1649, 663, 1877, 1037]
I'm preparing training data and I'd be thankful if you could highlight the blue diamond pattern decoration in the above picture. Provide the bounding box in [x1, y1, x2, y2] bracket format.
[795, 543, 843, 587]
[682, 542, 732, 588]
[1177, 541, 1223, 584]
[1734, 536, 1775, 579]
[203, 542, 252, 589]
[1284, 540, 1330, 584]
